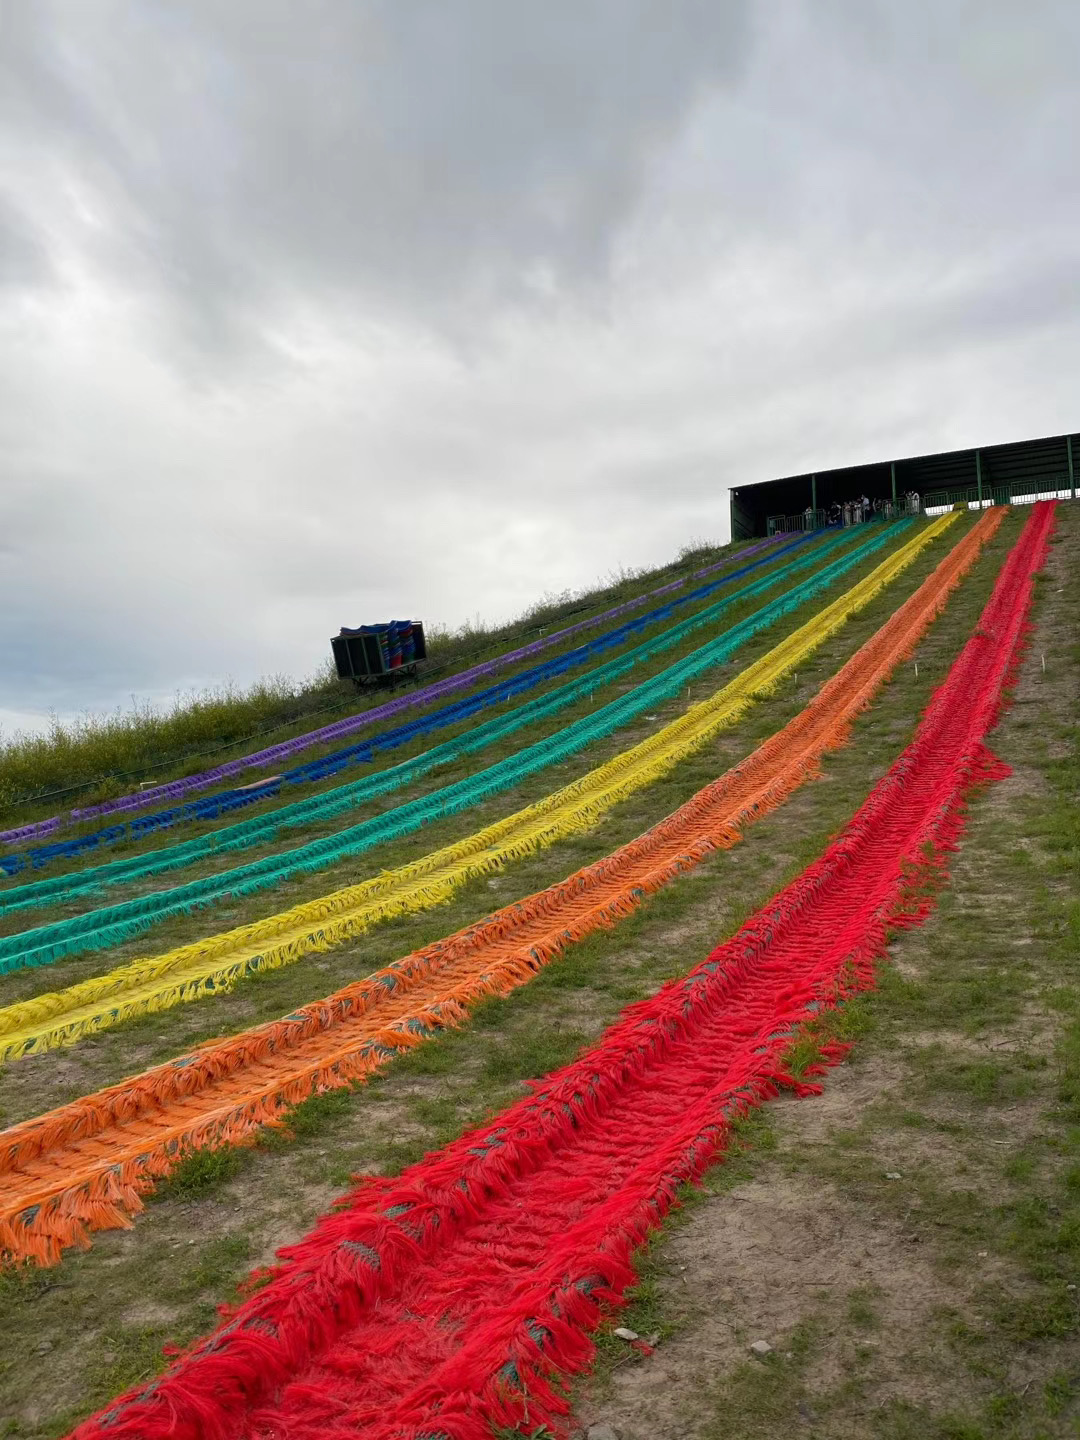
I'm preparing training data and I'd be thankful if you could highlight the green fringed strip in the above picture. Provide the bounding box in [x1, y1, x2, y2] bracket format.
[0, 527, 872, 914]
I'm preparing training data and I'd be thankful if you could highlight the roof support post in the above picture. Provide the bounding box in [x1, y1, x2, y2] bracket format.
[811, 473, 817, 517]
[1068, 435, 1075, 502]
[976, 449, 983, 507]
[890, 461, 897, 506]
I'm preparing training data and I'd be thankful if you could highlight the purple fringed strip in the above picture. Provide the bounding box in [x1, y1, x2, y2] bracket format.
[0, 536, 783, 845]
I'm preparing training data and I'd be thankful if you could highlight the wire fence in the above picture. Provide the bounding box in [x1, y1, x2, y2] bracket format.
[922, 477, 1077, 516]
[767, 496, 922, 536]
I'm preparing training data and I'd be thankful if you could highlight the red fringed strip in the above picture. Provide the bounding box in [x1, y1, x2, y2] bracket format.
[67, 503, 1057, 1440]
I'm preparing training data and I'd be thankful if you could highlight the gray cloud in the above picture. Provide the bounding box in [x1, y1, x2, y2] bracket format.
[0, 191, 51, 290]
[2, 1, 1080, 740]
[1, 1, 750, 358]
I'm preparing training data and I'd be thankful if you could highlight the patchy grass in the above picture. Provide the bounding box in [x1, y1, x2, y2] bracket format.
[572, 504, 1080, 1439]
[0, 516, 986, 1123]
[0, 509, 1038, 1435]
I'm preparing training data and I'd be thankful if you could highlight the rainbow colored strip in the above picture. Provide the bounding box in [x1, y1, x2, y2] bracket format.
[63, 504, 1055, 1440]
[0, 513, 957, 1063]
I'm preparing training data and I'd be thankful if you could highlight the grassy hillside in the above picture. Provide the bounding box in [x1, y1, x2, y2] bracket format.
[0, 538, 733, 826]
[4, 507, 1073, 1439]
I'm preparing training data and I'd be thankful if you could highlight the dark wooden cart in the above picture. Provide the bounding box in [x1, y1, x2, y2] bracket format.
[331, 622, 427, 689]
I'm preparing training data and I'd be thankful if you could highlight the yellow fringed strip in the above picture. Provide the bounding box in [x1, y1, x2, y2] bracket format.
[0, 514, 957, 1062]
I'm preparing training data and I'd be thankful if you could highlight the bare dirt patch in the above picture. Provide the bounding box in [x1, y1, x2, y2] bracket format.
[573, 507, 1080, 1439]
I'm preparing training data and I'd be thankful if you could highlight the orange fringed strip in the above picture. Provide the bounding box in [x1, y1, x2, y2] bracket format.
[0, 509, 1004, 1267]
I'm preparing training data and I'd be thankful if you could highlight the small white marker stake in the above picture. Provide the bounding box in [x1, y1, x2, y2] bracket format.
[1042, 653, 1046, 672]
[915, 661, 919, 678]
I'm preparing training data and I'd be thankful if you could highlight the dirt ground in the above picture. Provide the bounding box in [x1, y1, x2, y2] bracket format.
[573, 507, 1080, 1440]
[1, 508, 1075, 1439]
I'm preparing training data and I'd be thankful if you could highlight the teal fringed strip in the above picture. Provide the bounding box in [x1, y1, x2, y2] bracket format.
[0, 521, 910, 975]
[0, 525, 887, 918]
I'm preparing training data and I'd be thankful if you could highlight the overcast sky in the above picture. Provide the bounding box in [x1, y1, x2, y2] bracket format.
[3, 2, 1079, 739]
